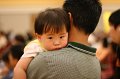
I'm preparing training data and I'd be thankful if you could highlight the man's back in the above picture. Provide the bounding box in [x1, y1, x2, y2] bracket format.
[27, 42, 101, 79]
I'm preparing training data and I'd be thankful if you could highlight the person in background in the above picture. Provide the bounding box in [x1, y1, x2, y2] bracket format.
[14, 8, 70, 79]
[1, 52, 11, 79]
[8, 44, 24, 69]
[26, 32, 34, 42]
[109, 9, 120, 79]
[26, 0, 102, 79]
[1, 44, 24, 79]
[0, 31, 8, 58]
[96, 37, 117, 79]
[0, 31, 7, 50]
[11, 34, 25, 46]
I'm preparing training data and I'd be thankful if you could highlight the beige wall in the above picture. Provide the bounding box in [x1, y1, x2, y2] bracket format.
[0, 0, 120, 14]
[0, 0, 120, 35]
[0, 14, 31, 34]
[101, 0, 120, 4]
[0, 0, 64, 14]
[0, 0, 120, 6]
[0, 0, 64, 6]
[0, 0, 64, 34]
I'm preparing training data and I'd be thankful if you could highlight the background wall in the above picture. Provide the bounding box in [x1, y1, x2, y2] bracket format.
[0, 0, 63, 14]
[0, 14, 31, 34]
[0, 0, 120, 35]
[0, 0, 63, 34]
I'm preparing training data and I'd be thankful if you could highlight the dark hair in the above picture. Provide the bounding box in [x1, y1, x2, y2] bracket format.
[2, 52, 9, 63]
[0, 31, 6, 35]
[102, 37, 109, 48]
[108, 9, 120, 63]
[9, 44, 24, 60]
[111, 42, 120, 60]
[15, 34, 25, 44]
[63, 0, 102, 34]
[109, 9, 120, 29]
[35, 8, 70, 35]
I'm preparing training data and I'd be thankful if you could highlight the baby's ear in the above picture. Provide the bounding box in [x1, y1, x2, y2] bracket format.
[35, 33, 41, 40]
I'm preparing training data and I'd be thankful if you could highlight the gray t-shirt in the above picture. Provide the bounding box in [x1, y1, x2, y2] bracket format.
[27, 42, 101, 79]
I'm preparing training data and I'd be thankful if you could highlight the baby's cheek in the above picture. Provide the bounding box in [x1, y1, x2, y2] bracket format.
[62, 41, 68, 47]
[44, 44, 53, 50]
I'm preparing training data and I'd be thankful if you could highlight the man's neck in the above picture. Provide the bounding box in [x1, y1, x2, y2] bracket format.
[68, 27, 90, 46]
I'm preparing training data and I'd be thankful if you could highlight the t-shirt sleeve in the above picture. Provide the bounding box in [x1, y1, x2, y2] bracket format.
[21, 42, 44, 58]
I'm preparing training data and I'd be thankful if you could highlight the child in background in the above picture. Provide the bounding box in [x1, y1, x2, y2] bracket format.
[1, 52, 11, 79]
[96, 37, 116, 79]
[2, 44, 24, 79]
[14, 8, 70, 79]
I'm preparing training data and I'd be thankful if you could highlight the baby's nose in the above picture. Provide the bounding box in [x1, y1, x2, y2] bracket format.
[53, 40, 60, 46]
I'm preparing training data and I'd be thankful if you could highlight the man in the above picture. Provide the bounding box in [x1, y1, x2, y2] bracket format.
[27, 0, 102, 79]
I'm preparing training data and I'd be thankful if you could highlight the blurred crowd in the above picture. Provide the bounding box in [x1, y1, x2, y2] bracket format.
[0, 31, 34, 79]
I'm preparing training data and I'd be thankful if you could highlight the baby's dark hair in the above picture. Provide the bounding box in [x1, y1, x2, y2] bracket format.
[35, 8, 70, 35]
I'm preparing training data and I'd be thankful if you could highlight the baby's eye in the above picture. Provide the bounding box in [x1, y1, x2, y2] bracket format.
[60, 36, 65, 39]
[48, 37, 53, 39]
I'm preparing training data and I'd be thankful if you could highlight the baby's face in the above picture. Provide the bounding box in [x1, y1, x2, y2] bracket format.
[38, 27, 68, 51]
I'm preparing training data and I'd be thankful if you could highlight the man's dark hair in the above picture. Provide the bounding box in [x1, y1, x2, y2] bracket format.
[63, 0, 102, 34]
[109, 9, 120, 29]
[35, 8, 70, 35]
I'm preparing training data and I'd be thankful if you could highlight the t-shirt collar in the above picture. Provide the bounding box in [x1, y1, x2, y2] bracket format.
[67, 42, 96, 55]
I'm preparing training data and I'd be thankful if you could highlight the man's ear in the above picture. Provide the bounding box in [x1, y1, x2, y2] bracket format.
[68, 12, 73, 25]
[68, 12, 73, 22]
[35, 33, 41, 40]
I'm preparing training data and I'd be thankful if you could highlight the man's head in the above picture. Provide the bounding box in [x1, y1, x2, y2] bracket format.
[109, 9, 120, 44]
[63, 0, 102, 35]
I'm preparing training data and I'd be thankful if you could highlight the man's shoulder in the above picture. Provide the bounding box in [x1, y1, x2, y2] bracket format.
[37, 47, 77, 56]
[37, 48, 71, 56]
